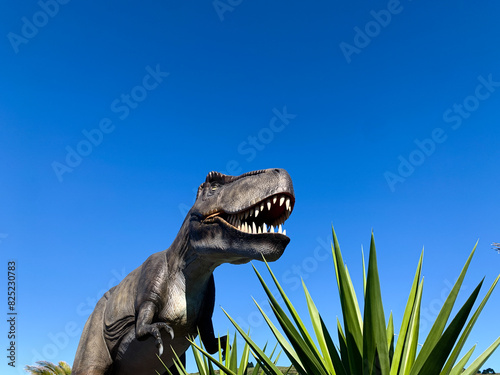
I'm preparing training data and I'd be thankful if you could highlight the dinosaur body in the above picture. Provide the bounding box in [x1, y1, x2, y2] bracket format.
[72, 168, 294, 375]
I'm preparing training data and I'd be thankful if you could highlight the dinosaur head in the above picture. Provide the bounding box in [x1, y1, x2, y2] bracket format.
[188, 168, 295, 265]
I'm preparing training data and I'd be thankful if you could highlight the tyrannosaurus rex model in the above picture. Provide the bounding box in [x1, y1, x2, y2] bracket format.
[72, 168, 294, 375]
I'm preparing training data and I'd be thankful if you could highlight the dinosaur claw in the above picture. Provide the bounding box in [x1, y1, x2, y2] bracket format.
[161, 323, 174, 340]
[158, 343, 163, 357]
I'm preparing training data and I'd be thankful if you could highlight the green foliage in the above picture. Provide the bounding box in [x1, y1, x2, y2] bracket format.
[191, 228, 499, 375]
[480, 368, 496, 374]
[161, 332, 284, 375]
[24, 361, 71, 375]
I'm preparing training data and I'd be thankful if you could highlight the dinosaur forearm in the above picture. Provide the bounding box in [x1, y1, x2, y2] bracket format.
[199, 323, 226, 354]
[199, 319, 216, 352]
[136, 301, 174, 356]
[135, 301, 156, 339]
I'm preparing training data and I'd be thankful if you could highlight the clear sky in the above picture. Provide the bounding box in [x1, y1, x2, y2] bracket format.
[1, 1, 499, 373]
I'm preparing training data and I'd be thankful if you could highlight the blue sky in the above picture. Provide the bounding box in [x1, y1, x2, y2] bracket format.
[1, 0, 500, 373]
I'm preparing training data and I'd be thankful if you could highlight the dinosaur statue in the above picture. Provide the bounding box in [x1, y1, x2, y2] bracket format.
[72, 168, 294, 375]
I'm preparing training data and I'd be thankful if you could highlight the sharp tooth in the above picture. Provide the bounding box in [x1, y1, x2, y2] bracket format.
[278, 224, 282, 234]
[248, 223, 252, 234]
[279, 196, 285, 206]
[252, 222, 257, 233]
[249, 209, 253, 217]
[245, 211, 249, 219]
[260, 203, 265, 211]
[283, 229, 286, 235]
[273, 196, 277, 204]
[270, 225, 274, 233]
[286, 198, 290, 211]
[262, 223, 267, 233]
[267, 200, 271, 211]
[254, 208, 259, 217]
[258, 226, 262, 234]
[244, 222, 248, 232]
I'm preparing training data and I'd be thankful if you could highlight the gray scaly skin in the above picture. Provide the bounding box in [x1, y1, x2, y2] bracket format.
[72, 168, 295, 375]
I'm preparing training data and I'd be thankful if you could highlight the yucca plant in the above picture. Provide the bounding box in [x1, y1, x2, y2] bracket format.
[196, 228, 500, 375]
[161, 331, 285, 375]
[24, 360, 72, 374]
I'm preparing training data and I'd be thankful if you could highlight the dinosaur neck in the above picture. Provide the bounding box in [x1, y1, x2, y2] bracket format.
[166, 217, 218, 286]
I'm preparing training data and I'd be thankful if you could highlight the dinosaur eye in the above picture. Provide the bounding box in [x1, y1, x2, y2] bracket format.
[206, 183, 220, 197]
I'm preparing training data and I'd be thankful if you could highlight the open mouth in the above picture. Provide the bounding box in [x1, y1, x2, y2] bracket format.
[205, 193, 294, 235]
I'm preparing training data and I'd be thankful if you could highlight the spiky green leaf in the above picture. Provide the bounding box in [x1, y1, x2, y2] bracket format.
[390, 250, 423, 375]
[461, 337, 500, 375]
[410, 243, 477, 375]
[441, 274, 500, 375]
[362, 233, 390, 375]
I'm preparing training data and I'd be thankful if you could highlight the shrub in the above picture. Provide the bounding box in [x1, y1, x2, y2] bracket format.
[169, 228, 500, 375]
